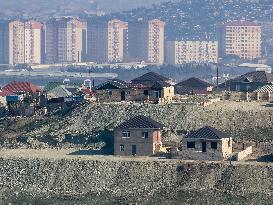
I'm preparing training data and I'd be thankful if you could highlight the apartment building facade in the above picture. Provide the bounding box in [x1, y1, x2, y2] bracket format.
[217, 21, 262, 60]
[128, 19, 165, 64]
[24, 20, 44, 64]
[166, 40, 218, 64]
[87, 19, 128, 63]
[0, 20, 9, 64]
[9, 20, 25, 65]
[45, 17, 87, 64]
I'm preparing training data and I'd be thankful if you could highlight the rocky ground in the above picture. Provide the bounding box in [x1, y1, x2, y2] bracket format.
[0, 150, 272, 204]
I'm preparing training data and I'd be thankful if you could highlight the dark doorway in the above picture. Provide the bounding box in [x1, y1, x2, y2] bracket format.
[121, 91, 126, 101]
[202, 142, 207, 152]
[132, 145, 137, 155]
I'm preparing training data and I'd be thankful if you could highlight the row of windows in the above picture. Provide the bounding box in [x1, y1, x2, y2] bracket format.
[187, 141, 218, 149]
[122, 131, 149, 139]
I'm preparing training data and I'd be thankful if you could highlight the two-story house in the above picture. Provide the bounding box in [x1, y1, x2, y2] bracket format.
[114, 115, 165, 156]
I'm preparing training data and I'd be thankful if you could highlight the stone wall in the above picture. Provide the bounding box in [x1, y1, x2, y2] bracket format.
[0, 157, 272, 202]
[235, 146, 253, 161]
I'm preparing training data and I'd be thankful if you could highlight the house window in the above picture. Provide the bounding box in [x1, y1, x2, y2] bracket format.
[187, 142, 195, 149]
[108, 90, 112, 96]
[120, 144, 125, 152]
[142, 132, 149, 139]
[122, 131, 130, 138]
[211, 142, 218, 149]
[235, 85, 240, 91]
[144, 90, 149, 95]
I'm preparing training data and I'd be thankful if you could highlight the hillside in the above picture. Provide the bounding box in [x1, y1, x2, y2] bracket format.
[0, 101, 272, 150]
[111, 0, 273, 41]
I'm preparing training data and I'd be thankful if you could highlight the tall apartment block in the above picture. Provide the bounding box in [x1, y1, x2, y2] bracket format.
[166, 41, 218, 64]
[128, 19, 165, 64]
[87, 19, 128, 63]
[9, 20, 25, 65]
[45, 17, 87, 64]
[217, 21, 262, 60]
[24, 20, 44, 64]
[8, 20, 44, 65]
[0, 20, 9, 64]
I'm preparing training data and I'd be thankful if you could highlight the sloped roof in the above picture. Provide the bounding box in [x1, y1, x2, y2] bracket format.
[97, 79, 128, 90]
[117, 115, 165, 129]
[3, 81, 41, 93]
[132, 72, 170, 83]
[0, 90, 14, 97]
[233, 71, 273, 83]
[185, 126, 229, 140]
[176, 77, 212, 88]
[47, 85, 79, 99]
[44, 82, 81, 91]
[254, 85, 273, 93]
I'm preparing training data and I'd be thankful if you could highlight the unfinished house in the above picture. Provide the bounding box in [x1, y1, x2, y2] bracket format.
[180, 126, 233, 161]
[131, 72, 174, 103]
[175, 77, 213, 95]
[114, 115, 165, 156]
[96, 72, 174, 103]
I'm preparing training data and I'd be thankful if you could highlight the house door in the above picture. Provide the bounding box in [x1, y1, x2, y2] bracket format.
[202, 142, 207, 152]
[132, 145, 137, 155]
[121, 91, 126, 101]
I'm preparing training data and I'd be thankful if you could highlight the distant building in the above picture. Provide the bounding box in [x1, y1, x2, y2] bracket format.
[8, 20, 44, 65]
[218, 71, 273, 92]
[175, 77, 213, 95]
[24, 20, 44, 64]
[217, 21, 262, 60]
[180, 126, 233, 161]
[96, 72, 174, 103]
[114, 115, 164, 156]
[9, 20, 25, 65]
[128, 19, 165, 64]
[0, 20, 9, 64]
[87, 19, 128, 63]
[45, 17, 87, 64]
[166, 41, 218, 64]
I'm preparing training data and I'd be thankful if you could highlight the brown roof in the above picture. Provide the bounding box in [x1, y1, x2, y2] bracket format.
[132, 72, 170, 83]
[185, 126, 229, 140]
[176, 77, 212, 88]
[117, 115, 165, 129]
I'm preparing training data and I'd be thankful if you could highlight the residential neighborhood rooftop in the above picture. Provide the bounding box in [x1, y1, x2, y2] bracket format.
[3, 81, 41, 93]
[185, 126, 229, 140]
[117, 115, 165, 129]
[176, 77, 213, 88]
[131, 72, 170, 83]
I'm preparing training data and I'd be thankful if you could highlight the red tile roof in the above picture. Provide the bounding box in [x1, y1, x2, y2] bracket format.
[2, 81, 41, 93]
[0, 90, 14, 97]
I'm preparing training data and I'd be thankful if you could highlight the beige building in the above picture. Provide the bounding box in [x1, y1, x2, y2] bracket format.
[9, 20, 25, 65]
[87, 19, 128, 63]
[24, 20, 43, 64]
[114, 115, 164, 156]
[217, 21, 262, 60]
[8, 20, 44, 65]
[166, 41, 218, 64]
[180, 126, 233, 161]
[128, 19, 165, 64]
[45, 17, 87, 63]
